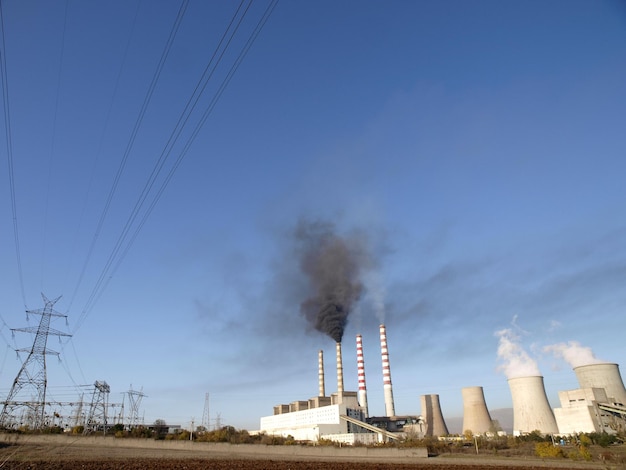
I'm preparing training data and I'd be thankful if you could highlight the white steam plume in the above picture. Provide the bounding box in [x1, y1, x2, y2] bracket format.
[543, 341, 604, 368]
[363, 271, 386, 323]
[495, 328, 540, 379]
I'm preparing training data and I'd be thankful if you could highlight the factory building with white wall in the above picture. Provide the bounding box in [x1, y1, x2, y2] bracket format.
[259, 324, 419, 443]
[259, 323, 626, 441]
[260, 402, 379, 444]
[553, 363, 626, 435]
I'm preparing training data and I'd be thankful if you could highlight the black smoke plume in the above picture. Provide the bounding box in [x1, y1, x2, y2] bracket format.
[295, 219, 365, 342]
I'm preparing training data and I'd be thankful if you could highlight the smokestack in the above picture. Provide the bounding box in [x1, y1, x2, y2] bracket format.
[574, 363, 626, 406]
[508, 376, 558, 435]
[336, 342, 344, 401]
[356, 334, 368, 417]
[421, 394, 449, 436]
[379, 324, 395, 417]
[462, 386, 493, 435]
[318, 350, 325, 397]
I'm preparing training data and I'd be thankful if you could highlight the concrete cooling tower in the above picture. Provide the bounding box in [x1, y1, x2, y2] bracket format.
[508, 376, 558, 435]
[573, 363, 626, 406]
[462, 386, 493, 435]
[421, 394, 449, 436]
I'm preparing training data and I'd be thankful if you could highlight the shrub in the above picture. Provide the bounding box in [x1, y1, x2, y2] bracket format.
[588, 432, 618, 447]
[568, 446, 592, 461]
[535, 442, 564, 458]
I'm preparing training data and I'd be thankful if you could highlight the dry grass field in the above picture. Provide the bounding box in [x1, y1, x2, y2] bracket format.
[0, 435, 622, 470]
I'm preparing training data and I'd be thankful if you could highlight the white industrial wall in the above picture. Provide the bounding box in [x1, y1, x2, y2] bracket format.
[260, 404, 348, 440]
[554, 388, 611, 435]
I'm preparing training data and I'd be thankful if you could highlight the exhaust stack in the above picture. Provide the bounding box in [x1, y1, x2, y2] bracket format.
[462, 386, 493, 435]
[379, 324, 395, 417]
[318, 350, 325, 397]
[356, 334, 369, 417]
[336, 342, 344, 402]
[508, 376, 558, 435]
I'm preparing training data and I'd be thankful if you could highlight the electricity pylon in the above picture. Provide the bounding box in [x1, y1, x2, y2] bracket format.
[0, 293, 71, 429]
[125, 385, 146, 428]
[201, 392, 209, 430]
[84, 380, 110, 434]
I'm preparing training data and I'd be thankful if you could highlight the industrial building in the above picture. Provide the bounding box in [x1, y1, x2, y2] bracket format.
[259, 323, 626, 442]
[259, 324, 420, 443]
[553, 363, 626, 435]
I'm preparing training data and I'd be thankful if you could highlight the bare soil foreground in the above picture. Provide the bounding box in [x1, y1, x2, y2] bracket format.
[0, 434, 618, 470]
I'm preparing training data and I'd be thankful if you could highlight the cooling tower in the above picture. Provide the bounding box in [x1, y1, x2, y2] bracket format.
[356, 334, 369, 417]
[336, 342, 344, 400]
[508, 376, 558, 435]
[574, 363, 626, 406]
[421, 394, 449, 436]
[462, 386, 493, 435]
[379, 324, 396, 416]
[318, 350, 325, 397]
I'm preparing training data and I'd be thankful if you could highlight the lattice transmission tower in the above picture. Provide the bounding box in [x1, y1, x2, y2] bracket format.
[201, 392, 209, 430]
[84, 380, 110, 434]
[125, 385, 146, 428]
[0, 293, 71, 429]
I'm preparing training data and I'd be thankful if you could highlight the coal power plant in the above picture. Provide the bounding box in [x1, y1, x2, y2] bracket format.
[258, 323, 626, 443]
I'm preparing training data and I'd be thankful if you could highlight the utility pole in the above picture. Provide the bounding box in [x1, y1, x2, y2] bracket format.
[0, 294, 71, 429]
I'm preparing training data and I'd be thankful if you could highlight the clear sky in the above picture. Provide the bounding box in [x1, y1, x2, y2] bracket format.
[0, 0, 625, 432]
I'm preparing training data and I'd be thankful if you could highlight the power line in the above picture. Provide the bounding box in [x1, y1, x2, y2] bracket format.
[0, 0, 26, 308]
[42, 0, 70, 294]
[73, 0, 280, 333]
[64, 0, 143, 310]
[67, 0, 190, 320]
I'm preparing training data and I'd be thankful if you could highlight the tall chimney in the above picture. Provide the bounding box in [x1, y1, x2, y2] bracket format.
[336, 342, 344, 401]
[508, 376, 558, 435]
[462, 386, 493, 435]
[573, 363, 626, 406]
[356, 334, 369, 417]
[379, 324, 395, 417]
[421, 394, 449, 436]
[318, 350, 325, 397]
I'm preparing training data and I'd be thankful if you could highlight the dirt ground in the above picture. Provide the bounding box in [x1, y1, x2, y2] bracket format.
[0, 439, 614, 470]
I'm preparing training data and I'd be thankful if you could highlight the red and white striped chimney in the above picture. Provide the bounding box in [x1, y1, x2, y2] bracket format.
[356, 334, 369, 417]
[379, 324, 396, 417]
[318, 349, 325, 397]
[336, 342, 344, 401]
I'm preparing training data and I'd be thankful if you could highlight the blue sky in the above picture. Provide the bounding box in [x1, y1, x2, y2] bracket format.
[0, 0, 625, 431]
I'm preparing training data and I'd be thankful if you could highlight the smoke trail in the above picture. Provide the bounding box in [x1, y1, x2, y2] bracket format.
[495, 328, 540, 379]
[363, 271, 386, 323]
[543, 341, 604, 368]
[295, 219, 365, 342]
